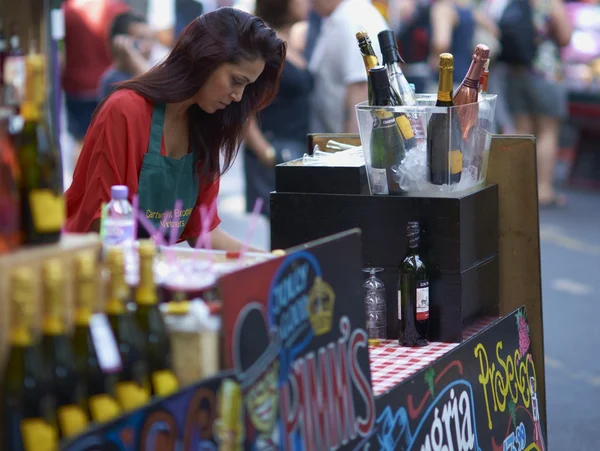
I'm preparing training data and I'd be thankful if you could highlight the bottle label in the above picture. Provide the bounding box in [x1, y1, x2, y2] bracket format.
[395, 115, 415, 140]
[416, 280, 429, 321]
[115, 381, 150, 412]
[90, 313, 123, 373]
[103, 220, 135, 246]
[3, 55, 26, 105]
[89, 394, 121, 423]
[450, 150, 463, 175]
[370, 168, 389, 195]
[29, 190, 65, 233]
[57, 404, 89, 438]
[397, 290, 401, 320]
[373, 113, 396, 129]
[20, 418, 58, 451]
[152, 370, 180, 397]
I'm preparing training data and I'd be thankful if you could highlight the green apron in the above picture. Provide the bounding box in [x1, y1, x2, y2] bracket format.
[137, 103, 199, 240]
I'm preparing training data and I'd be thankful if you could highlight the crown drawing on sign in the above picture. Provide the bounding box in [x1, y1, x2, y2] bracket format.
[307, 276, 335, 336]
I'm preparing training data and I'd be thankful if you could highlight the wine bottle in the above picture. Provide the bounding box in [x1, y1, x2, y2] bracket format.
[377, 29, 416, 106]
[398, 221, 429, 347]
[41, 259, 89, 439]
[72, 252, 122, 424]
[2, 267, 59, 451]
[0, 106, 21, 253]
[15, 45, 64, 245]
[355, 31, 380, 104]
[105, 246, 151, 411]
[368, 66, 406, 195]
[357, 31, 417, 150]
[479, 59, 490, 95]
[135, 239, 179, 397]
[453, 44, 490, 105]
[427, 53, 463, 185]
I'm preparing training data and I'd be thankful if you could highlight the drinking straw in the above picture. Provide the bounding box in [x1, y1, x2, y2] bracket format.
[194, 198, 218, 250]
[166, 200, 183, 266]
[136, 209, 167, 247]
[169, 200, 183, 246]
[239, 197, 264, 259]
[132, 195, 139, 239]
[99, 202, 107, 240]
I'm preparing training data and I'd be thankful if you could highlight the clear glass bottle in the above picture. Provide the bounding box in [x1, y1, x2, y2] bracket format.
[362, 267, 387, 345]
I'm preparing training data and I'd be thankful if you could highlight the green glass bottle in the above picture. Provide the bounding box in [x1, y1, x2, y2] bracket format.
[15, 45, 64, 244]
[2, 267, 58, 451]
[427, 53, 463, 185]
[72, 252, 122, 424]
[135, 240, 179, 397]
[105, 246, 151, 411]
[368, 66, 406, 195]
[398, 221, 429, 347]
[41, 259, 89, 439]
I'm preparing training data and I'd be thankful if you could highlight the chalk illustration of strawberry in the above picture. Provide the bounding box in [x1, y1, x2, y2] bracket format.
[518, 316, 530, 357]
[508, 399, 517, 428]
[425, 367, 435, 397]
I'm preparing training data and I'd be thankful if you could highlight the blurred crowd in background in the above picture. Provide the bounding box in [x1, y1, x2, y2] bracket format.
[59, 0, 600, 211]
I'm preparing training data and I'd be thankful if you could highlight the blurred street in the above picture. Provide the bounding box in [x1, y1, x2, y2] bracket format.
[216, 155, 600, 450]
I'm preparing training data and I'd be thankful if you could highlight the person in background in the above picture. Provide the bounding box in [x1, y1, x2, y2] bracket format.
[504, 0, 572, 207]
[429, 0, 498, 85]
[245, 0, 313, 218]
[98, 12, 155, 99]
[63, 0, 130, 165]
[309, 0, 388, 134]
[65, 8, 286, 251]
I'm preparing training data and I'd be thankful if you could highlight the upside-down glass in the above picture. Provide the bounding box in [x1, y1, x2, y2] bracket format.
[362, 267, 387, 344]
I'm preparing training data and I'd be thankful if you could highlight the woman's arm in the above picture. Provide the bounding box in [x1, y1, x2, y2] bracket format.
[550, 0, 573, 48]
[186, 227, 265, 253]
[429, 0, 458, 61]
[245, 116, 276, 167]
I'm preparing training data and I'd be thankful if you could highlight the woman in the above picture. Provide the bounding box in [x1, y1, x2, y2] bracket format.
[504, 0, 572, 207]
[245, 0, 312, 218]
[65, 7, 286, 251]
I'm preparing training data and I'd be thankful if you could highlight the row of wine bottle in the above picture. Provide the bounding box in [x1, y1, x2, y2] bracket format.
[0, 38, 65, 255]
[354, 30, 491, 194]
[1, 240, 177, 450]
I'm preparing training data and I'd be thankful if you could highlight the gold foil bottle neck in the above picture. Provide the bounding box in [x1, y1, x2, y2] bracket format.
[75, 251, 97, 281]
[439, 53, 454, 70]
[43, 259, 64, 287]
[11, 267, 35, 307]
[138, 239, 156, 259]
[356, 30, 368, 40]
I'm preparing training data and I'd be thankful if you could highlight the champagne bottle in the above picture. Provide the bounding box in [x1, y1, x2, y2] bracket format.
[15, 45, 64, 245]
[72, 252, 122, 424]
[357, 31, 416, 149]
[355, 31, 380, 104]
[453, 44, 490, 105]
[2, 267, 58, 451]
[368, 66, 406, 195]
[377, 29, 416, 106]
[398, 221, 429, 347]
[427, 53, 463, 185]
[106, 246, 151, 411]
[0, 106, 21, 253]
[479, 59, 490, 95]
[41, 260, 89, 439]
[135, 240, 179, 397]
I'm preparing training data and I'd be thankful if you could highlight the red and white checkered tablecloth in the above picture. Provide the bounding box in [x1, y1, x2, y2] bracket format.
[369, 317, 499, 395]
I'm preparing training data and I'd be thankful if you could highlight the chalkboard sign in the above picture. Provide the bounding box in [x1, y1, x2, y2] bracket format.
[371, 307, 546, 451]
[219, 228, 376, 450]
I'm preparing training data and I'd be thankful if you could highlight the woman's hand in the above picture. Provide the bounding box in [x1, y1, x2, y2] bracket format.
[257, 146, 276, 167]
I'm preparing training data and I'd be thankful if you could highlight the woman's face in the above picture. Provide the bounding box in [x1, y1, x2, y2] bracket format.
[288, 0, 310, 22]
[194, 58, 266, 114]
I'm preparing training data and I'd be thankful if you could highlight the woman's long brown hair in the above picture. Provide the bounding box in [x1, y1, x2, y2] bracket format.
[101, 7, 286, 181]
